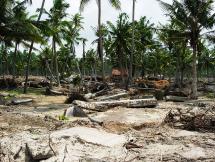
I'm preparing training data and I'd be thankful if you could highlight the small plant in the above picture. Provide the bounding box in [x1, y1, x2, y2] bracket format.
[58, 115, 69, 121]
[206, 92, 215, 99]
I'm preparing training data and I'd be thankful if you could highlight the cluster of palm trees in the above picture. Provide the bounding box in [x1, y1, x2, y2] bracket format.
[1, 0, 215, 99]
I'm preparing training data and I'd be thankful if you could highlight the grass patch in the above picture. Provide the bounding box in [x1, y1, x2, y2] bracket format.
[206, 92, 215, 99]
[0, 87, 45, 96]
[58, 115, 69, 121]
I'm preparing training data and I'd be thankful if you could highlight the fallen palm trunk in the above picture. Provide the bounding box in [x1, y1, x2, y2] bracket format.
[96, 92, 128, 101]
[48, 89, 64, 95]
[74, 98, 157, 111]
[165, 96, 188, 102]
[11, 98, 33, 105]
[92, 98, 157, 108]
[45, 88, 68, 96]
[94, 88, 109, 96]
[84, 88, 109, 99]
[73, 100, 107, 112]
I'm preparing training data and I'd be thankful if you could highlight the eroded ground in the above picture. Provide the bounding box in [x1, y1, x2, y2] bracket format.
[0, 92, 215, 161]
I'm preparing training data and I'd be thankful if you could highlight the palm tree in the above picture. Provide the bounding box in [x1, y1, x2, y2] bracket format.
[158, 0, 215, 99]
[80, 0, 121, 81]
[23, 0, 46, 93]
[106, 13, 131, 85]
[44, 0, 69, 88]
[134, 16, 154, 78]
[85, 48, 98, 80]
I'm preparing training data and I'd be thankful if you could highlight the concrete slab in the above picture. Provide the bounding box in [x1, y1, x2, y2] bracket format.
[51, 127, 126, 147]
[90, 107, 168, 126]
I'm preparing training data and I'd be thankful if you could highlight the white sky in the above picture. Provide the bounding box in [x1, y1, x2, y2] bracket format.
[28, 0, 173, 57]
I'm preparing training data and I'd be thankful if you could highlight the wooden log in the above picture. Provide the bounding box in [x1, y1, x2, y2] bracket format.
[45, 88, 67, 96]
[166, 96, 188, 102]
[74, 98, 157, 110]
[11, 98, 33, 105]
[92, 98, 157, 108]
[84, 89, 109, 99]
[84, 93, 96, 99]
[96, 92, 128, 101]
[73, 100, 107, 112]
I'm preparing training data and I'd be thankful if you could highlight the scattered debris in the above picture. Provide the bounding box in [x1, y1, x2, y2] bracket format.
[164, 105, 215, 131]
[124, 140, 143, 149]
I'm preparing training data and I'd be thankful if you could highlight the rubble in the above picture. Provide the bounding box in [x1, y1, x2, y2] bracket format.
[164, 105, 215, 131]
[65, 106, 88, 117]
[1, 77, 215, 162]
[0, 127, 127, 162]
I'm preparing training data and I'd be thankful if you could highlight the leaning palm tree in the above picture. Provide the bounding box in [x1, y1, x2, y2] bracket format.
[44, 0, 69, 88]
[80, 0, 121, 81]
[23, 0, 46, 93]
[158, 0, 215, 99]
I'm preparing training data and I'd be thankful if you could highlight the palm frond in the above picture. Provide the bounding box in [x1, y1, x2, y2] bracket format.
[108, 0, 121, 10]
[79, 0, 90, 12]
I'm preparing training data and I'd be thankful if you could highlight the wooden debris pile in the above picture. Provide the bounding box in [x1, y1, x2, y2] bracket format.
[134, 78, 170, 90]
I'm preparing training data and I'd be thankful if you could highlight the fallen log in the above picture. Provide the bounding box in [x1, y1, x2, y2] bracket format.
[73, 100, 107, 112]
[94, 88, 109, 96]
[165, 96, 188, 102]
[92, 98, 157, 108]
[74, 98, 157, 110]
[84, 93, 96, 99]
[45, 88, 68, 96]
[84, 88, 109, 99]
[166, 91, 188, 97]
[11, 98, 33, 105]
[96, 92, 128, 101]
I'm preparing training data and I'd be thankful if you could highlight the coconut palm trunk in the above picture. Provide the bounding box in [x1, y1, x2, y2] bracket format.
[191, 44, 198, 99]
[98, 0, 105, 81]
[53, 37, 61, 87]
[82, 39, 86, 76]
[24, 0, 46, 93]
[12, 41, 18, 80]
[80, 0, 120, 81]
[129, 0, 135, 85]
